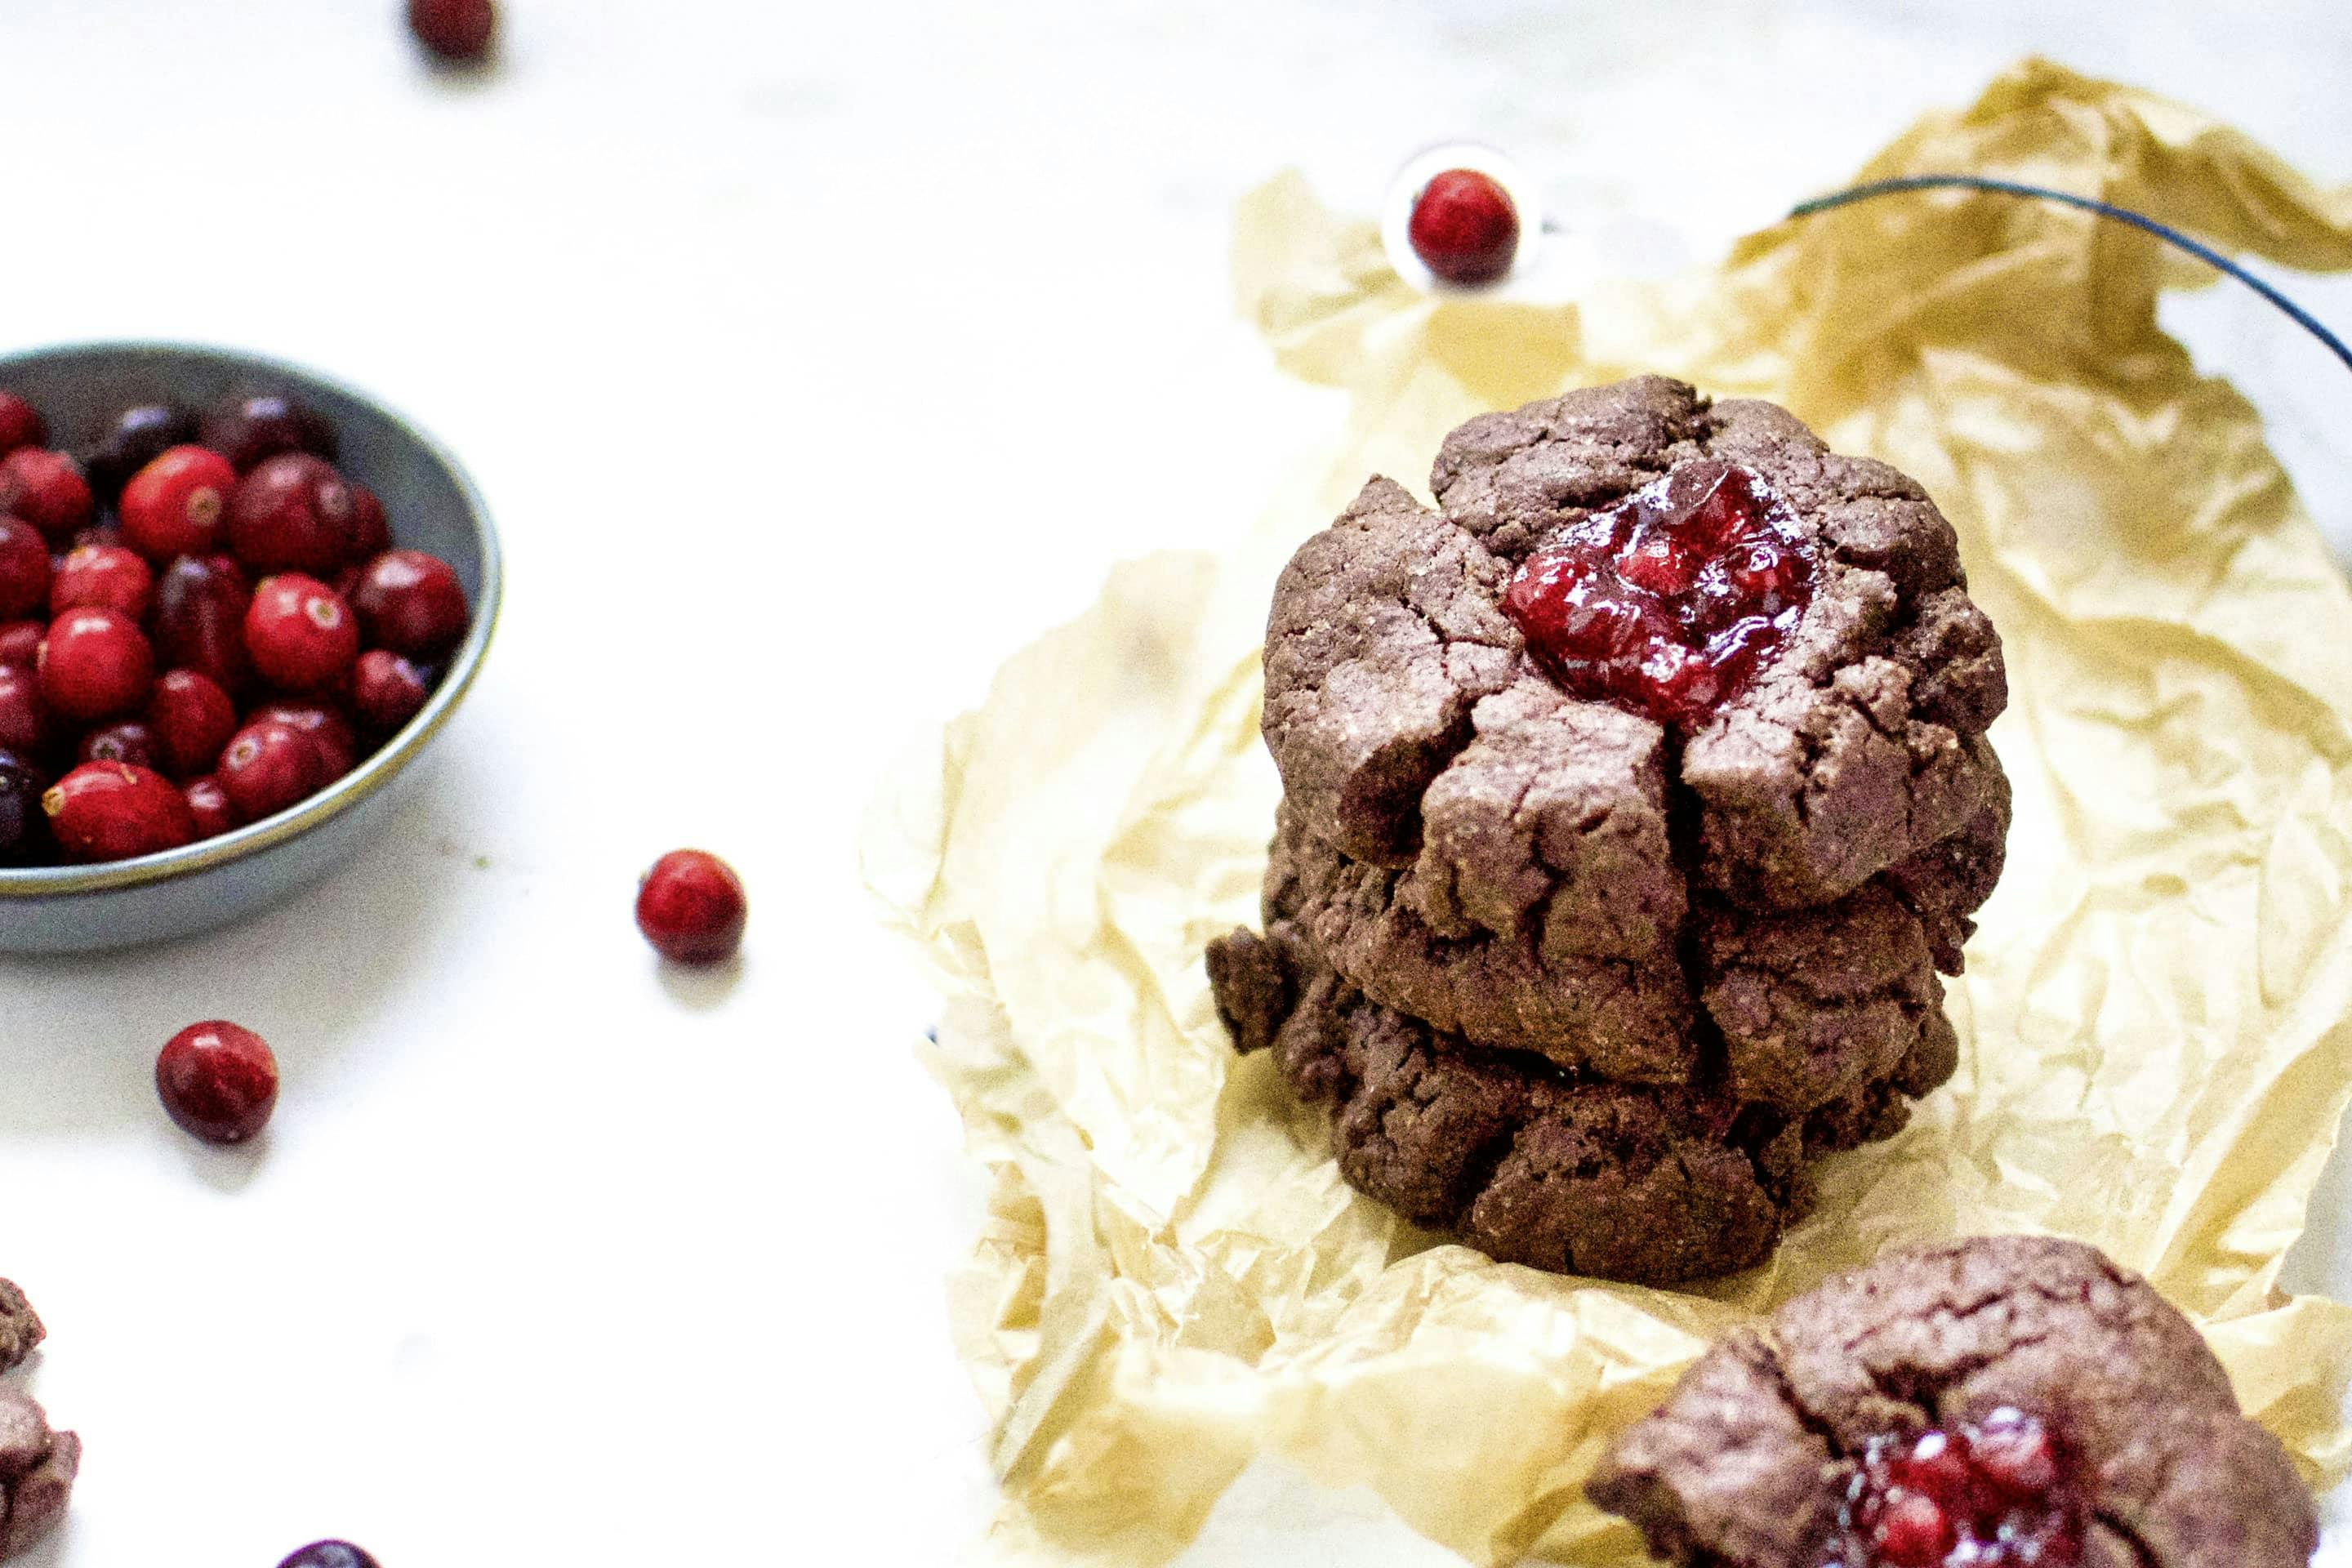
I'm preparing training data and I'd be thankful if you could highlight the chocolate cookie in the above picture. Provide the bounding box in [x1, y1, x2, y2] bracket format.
[1588, 1236, 2314, 1568]
[0, 1285, 39, 1377]
[0, 1387, 74, 1561]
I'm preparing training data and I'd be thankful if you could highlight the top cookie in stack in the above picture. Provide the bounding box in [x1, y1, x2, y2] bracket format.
[1208, 376, 2010, 1285]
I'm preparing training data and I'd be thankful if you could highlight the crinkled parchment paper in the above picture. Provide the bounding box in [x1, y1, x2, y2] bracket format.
[866, 60, 2352, 1566]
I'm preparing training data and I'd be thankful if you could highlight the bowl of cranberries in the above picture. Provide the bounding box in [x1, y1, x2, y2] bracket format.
[0, 342, 501, 953]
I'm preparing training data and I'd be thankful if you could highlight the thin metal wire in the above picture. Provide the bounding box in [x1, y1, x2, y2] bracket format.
[1784, 174, 2352, 376]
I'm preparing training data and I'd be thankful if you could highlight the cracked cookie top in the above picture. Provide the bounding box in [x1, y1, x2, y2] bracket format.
[1588, 1236, 2314, 1568]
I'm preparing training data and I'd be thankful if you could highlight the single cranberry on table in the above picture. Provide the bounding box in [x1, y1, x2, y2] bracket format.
[0, 393, 45, 457]
[198, 390, 335, 474]
[277, 1541, 381, 1568]
[636, 849, 748, 964]
[0, 665, 46, 755]
[149, 669, 240, 777]
[352, 548, 469, 658]
[216, 718, 328, 821]
[153, 553, 254, 693]
[229, 455, 362, 576]
[38, 607, 154, 723]
[0, 620, 41, 670]
[42, 761, 195, 861]
[119, 444, 237, 561]
[0, 518, 50, 620]
[249, 701, 359, 779]
[0, 748, 42, 861]
[0, 448, 93, 543]
[49, 542, 154, 621]
[245, 574, 360, 693]
[352, 649, 431, 736]
[1406, 167, 1521, 285]
[156, 1021, 278, 1145]
[81, 399, 198, 503]
[182, 775, 238, 838]
[409, 0, 497, 62]
[78, 719, 158, 770]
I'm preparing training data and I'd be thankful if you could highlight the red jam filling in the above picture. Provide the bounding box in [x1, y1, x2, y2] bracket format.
[1499, 461, 1815, 727]
[1823, 1410, 2084, 1568]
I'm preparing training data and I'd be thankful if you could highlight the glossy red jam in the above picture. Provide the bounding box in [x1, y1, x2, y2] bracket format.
[1500, 461, 1815, 727]
[1823, 1410, 2081, 1568]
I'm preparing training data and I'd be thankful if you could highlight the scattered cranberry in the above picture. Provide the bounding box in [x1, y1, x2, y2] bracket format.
[50, 542, 155, 620]
[153, 553, 254, 693]
[352, 549, 468, 659]
[79, 719, 158, 770]
[1825, 1410, 2081, 1568]
[1501, 461, 1818, 728]
[349, 483, 391, 560]
[0, 666, 46, 755]
[229, 455, 361, 576]
[0, 448, 94, 543]
[1406, 168, 1521, 286]
[409, 0, 497, 63]
[352, 649, 430, 736]
[635, 849, 748, 964]
[245, 574, 360, 693]
[120, 445, 238, 562]
[0, 394, 44, 458]
[199, 391, 335, 474]
[0, 518, 50, 620]
[0, 749, 42, 861]
[42, 761, 195, 861]
[156, 1021, 278, 1145]
[149, 670, 240, 777]
[216, 719, 327, 821]
[38, 607, 154, 723]
[277, 1542, 381, 1568]
[250, 702, 359, 779]
[0, 620, 41, 669]
[183, 774, 239, 838]
[82, 399, 198, 503]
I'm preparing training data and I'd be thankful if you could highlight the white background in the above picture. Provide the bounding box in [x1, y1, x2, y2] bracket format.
[0, 2, 2348, 1564]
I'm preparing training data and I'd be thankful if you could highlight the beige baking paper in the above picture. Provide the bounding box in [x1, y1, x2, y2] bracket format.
[866, 58, 2352, 1566]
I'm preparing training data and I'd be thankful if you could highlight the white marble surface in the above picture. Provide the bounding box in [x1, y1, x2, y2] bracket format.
[0, 2, 2345, 1564]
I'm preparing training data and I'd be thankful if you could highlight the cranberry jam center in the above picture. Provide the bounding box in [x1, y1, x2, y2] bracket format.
[1499, 460, 1815, 726]
[1825, 1410, 2083, 1568]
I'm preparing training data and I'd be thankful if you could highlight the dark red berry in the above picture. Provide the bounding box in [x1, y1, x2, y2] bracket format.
[0, 394, 45, 458]
[0, 748, 42, 862]
[0, 665, 45, 755]
[217, 719, 327, 820]
[1832, 1411, 2082, 1568]
[183, 774, 239, 838]
[635, 849, 748, 964]
[121, 445, 238, 562]
[352, 649, 431, 736]
[277, 1543, 381, 1568]
[249, 702, 359, 779]
[50, 542, 154, 620]
[408, 0, 497, 63]
[42, 760, 195, 861]
[154, 554, 254, 693]
[0, 517, 49, 620]
[0, 448, 94, 543]
[0, 620, 40, 669]
[245, 574, 360, 692]
[38, 607, 155, 722]
[149, 670, 240, 777]
[199, 391, 336, 474]
[82, 399, 198, 503]
[228, 455, 360, 576]
[348, 483, 391, 560]
[352, 549, 469, 658]
[79, 719, 158, 769]
[1406, 168, 1520, 286]
[156, 1021, 278, 1144]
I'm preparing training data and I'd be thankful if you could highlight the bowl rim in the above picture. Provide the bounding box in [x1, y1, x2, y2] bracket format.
[0, 338, 504, 898]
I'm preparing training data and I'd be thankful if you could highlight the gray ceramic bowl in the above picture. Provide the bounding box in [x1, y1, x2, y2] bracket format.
[0, 342, 501, 955]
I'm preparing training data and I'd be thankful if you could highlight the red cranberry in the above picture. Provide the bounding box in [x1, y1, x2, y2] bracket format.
[120, 445, 238, 562]
[79, 719, 158, 769]
[1830, 1411, 2081, 1568]
[0, 620, 41, 669]
[0, 448, 93, 543]
[351, 649, 431, 736]
[184, 774, 239, 838]
[42, 760, 195, 861]
[0, 665, 46, 755]
[0, 748, 42, 862]
[50, 542, 155, 620]
[1406, 168, 1521, 286]
[38, 607, 154, 722]
[0, 394, 44, 458]
[0, 517, 50, 620]
[199, 391, 336, 474]
[229, 455, 360, 576]
[408, 0, 497, 62]
[352, 549, 468, 658]
[349, 483, 391, 560]
[1501, 461, 1818, 728]
[82, 399, 198, 503]
[217, 719, 327, 820]
[278, 1543, 381, 1568]
[154, 553, 254, 693]
[245, 574, 360, 693]
[635, 849, 748, 964]
[156, 1021, 278, 1144]
[249, 702, 359, 779]
[149, 670, 240, 777]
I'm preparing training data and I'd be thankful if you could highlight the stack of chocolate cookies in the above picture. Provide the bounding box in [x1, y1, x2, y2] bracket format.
[1209, 377, 2011, 1285]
